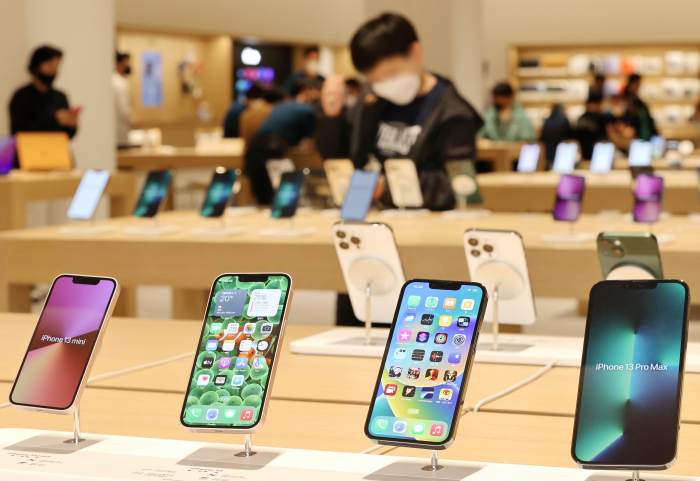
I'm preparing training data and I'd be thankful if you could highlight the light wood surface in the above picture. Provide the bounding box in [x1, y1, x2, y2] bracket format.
[0, 170, 136, 230]
[117, 147, 244, 171]
[477, 140, 532, 172]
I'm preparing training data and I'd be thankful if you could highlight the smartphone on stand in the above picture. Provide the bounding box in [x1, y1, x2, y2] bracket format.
[271, 171, 306, 219]
[597, 232, 662, 280]
[516, 143, 541, 173]
[324, 159, 355, 207]
[340, 170, 379, 222]
[444, 160, 483, 207]
[633, 174, 664, 224]
[200, 168, 237, 218]
[133, 170, 173, 218]
[628, 140, 653, 167]
[553, 174, 585, 222]
[66, 170, 111, 220]
[572, 280, 689, 469]
[10, 275, 120, 414]
[384, 159, 424, 208]
[180, 273, 293, 433]
[589, 142, 615, 174]
[364, 279, 488, 449]
[552, 142, 579, 174]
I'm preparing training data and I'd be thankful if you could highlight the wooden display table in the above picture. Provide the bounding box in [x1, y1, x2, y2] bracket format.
[117, 147, 244, 171]
[477, 140, 535, 172]
[0, 170, 136, 230]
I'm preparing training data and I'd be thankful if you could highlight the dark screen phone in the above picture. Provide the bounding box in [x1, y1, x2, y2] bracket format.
[271, 171, 306, 218]
[134, 171, 173, 218]
[200, 168, 237, 218]
[572, 280, 688, 468]
[340, 170, 379, 221]
[630, 166, 654, 180]
[633, 174, 663, 223]
[553, 174, 585, 222]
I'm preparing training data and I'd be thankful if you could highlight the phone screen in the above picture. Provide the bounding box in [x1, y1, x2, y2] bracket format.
[10, 276, 117, 410]
[366, 281, 486, 446]
[181, 274, 290, 429]
[271, 171, 305, 218]
[628, 140, 652, 167]
[0, 136, 16, 175]
[517, 144, 541, 173]
[134, 171, 172, 217]
[573, 281, 688, 467]
[200, 169, 237, 218]
[589, 142, 615, 174]
[650, 136, 666, 159]
[633, 174, 663, 223]
[553, 174, 585, 222]
[552, 143, 578, 174]
[340, 170, 379, 221]
[66, 170, 111, 220]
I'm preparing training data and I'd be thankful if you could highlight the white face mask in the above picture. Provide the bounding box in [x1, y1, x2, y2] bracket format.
[371, 73, 421, 106]
[305, 59, 320, 75]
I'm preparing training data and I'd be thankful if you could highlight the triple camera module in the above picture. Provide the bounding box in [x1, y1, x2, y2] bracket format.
[336, 229, 361, 250]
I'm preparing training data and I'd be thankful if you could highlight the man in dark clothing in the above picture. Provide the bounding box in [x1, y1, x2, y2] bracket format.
[223, 83, 265, 138]
[282, 46, 325, 97]
[316, 13, 482, 212]
[574, 94, 608, 160]
[623, 74, 658, 140]
[10, 45, 78, 166]
[539, 103, 570, 164]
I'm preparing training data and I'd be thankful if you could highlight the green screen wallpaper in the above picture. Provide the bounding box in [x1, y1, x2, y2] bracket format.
[573, 281, 687, 466]
[181, 275, 288, 428]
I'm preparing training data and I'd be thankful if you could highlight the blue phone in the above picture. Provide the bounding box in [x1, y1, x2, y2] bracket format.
[271, 171, 306, 219]
[340, 170, 379, 221]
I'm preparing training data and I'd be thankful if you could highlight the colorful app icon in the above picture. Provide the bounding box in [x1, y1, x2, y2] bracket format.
[225, 322, 240, 334]
[394, 348, 407, 360]
[421, 314, 434, 325]
[243, 323, 256, 334]
[416, 332, 429, 343]
[411, 349, 425, 361]
[412, 423, 425, 434]
[406, 367, 420, 380]
[260, 322, 273, 335]
[425, 369, 439, 381]
[443, 371, 457, 383]
[439, 315, 452, 326]
[214, 375, 227, 386]
[393, 421, 407, 433]
[448, 352, 462, 364]
[398, 330, 412, 342]
[218, 357, 231, 369]
[241, 409, 254, 421]
[420, 387, 434, 400]
[235, 357, 249, 369]
[461, 299, 475, 310]
[407, 295, 421, 307]
[457, 317, 470, 328]
[425, 297, 438, 308]
[430, 351, 443, 362]
[202, 356, 215, 368]
[375, 419, 388, 431]
[403, 313, 416, 323]
[197, 374, 211, 386]
[256, 340, 269, 351]
[224, 408, 236, 419]
[210, 323, 223, 334]
[247, 289, 282, 317]
[188, 407, 202, 420]
[222, 340, 235, 351]
[403, 385, 416, 397]
[384, 384, 398, 396]
[239, 340, 253, 351]
[205, 340, 218, 351]
[206, 408, 219, 421]
[430, 424, 444, 437]
[388, 366, 402, 378]
[251, 357, 265, 369]
[231, 375, 245, 387]
[443, 298, 457, 309]
[434, 333, 447, 344]
[453, 334, 467, 346]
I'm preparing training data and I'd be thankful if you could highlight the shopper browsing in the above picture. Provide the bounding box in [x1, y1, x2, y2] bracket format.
[478, 82, 535, 142]
[113, 51, 133, 149]
[282, 45, 325, 97]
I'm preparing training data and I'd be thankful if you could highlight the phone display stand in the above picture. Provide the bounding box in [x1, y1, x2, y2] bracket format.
[441, 177, 491, 219]
[606, 265, 656, 281]
[190, 218, 246, 237]
[6, 407, 102, 454]
[225, 206, 258, 216]
[540, 223, 596, 243]
[349, 258, 397, 347]
[582, 470, 674, 481]
[123, 218, 179, 236]
[60, 219, 114, 235]
[258, 218, 316, 237]
[381, 181, 428, 218]
[177, 434, 280, 470]
[365, 453, 482, 481]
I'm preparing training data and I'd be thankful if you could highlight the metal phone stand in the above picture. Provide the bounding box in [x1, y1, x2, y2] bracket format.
[234, 434, 256, 458]
[348, 258, 397, 346]
[177, 433, 280, 470]
[606, 265, 656, 281]
[365, 450, 481, 480]
[64, 407, 85, 444]
[421, 450, 443, 472]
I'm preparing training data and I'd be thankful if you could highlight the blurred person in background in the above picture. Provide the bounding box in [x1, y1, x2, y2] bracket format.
[317, 13, 482, 212]
[344, 78, 362, 107]
[245, 79, 319, 204]
[540, 103, 571, 163]
[283, 46, 325, 97]
[478, 82, 535, 142]
[239, 83, 276, 146]
[113, 51, 133, 149]
[223, 83, 265, 138]
[605, 94, 636, 144]
[589, 74, 606, 98]
[10, 45, 79, 166]
[573, 93, 607, 160]
[624, 74, 657, 140]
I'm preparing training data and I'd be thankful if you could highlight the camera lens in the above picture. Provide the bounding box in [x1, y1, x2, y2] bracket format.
[471, 249, 480, 257]
[483, 244, 494, 253]
[350, 236, 361, 245]
[612, 248, 624, 258]
[599, 240, 612, 249]
[468, 238, 478, 246]
[339, 242, 349, 249]
[336, 231, 346, 239]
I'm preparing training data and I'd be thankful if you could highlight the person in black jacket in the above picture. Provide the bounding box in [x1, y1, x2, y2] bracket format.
[316, 13, 482, 211]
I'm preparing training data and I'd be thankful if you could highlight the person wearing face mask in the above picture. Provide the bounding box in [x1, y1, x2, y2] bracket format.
[317, 13, 482, 211]
[113, 51, 133, 149]
[478, 82, 535, 142]
[344, 78, 362, 108]
[282, 46, 325, 98]
[9, 45, 78, 165]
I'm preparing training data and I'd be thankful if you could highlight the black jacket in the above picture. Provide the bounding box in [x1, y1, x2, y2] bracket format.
[316, 76, 483, 210]
[9, 84, 77, 139]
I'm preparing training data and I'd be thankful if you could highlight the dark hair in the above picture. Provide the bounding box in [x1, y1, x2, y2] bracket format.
[345, 78, 361, 89]
[492, 82, 514, 97]
[594, 74, 605, 83]
[350, 13, 418, 72]
[263, 87, 285, 104]
[303, 45, 320, 57]
[246, 82, 265, 100]
[587, 92, 603, 104]
[28, 45, 62, 73]
[628, 74, 641, 84]
[291, 78, 318, 97]
[116, 52, 130, 63]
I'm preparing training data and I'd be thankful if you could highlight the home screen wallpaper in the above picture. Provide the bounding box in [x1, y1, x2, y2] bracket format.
[368, 282, 484, 444]
[574, 282, 687, 465]
[134, 171, 172, 217]
[200, 170, 236, 218]
[182, 275, 289, 428]
[11, 277, 116, 409]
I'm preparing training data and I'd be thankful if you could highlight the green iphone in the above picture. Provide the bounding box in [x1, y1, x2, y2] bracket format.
[597, 232, 663, 280]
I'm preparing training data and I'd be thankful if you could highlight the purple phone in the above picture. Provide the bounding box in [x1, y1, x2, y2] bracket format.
[633, 174, 664, 223]
[553, 174, 585, 222]
[0, 137, 16, 175]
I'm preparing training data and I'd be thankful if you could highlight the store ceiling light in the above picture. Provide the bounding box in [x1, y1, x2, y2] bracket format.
[241, 47, 261, 66]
